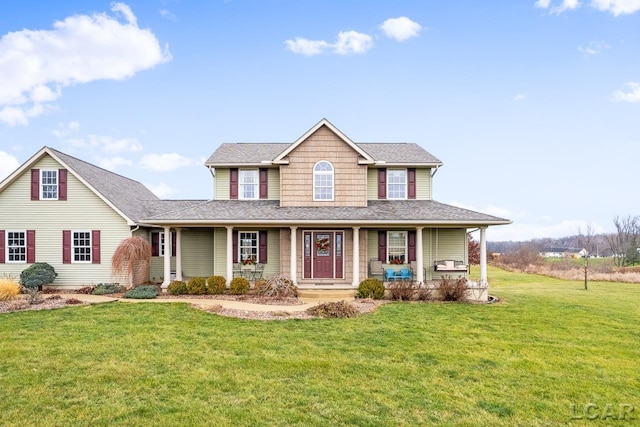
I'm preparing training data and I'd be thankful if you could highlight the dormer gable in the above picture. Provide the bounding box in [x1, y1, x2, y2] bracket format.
[273, 118, 375, 166]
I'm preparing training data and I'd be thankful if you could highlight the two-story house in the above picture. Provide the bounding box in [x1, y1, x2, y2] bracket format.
[0, 119, 509, 300]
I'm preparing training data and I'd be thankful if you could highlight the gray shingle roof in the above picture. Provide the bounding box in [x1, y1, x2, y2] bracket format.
[143, 199, 509, 226]
[205, 142, 442, 166]
[50, 148, 160, 222]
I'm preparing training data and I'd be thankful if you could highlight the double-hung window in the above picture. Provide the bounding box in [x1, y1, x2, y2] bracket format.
[73, 231, 91, 262]
[239, 170, 258, 200]
[41, 170, 58, 200]
[239, 231, 258, 262]
[387, 169, 407, 199]
[7, 231, 26, 263]
[387, 231, 407, 264]
[313, 161, 334, 201]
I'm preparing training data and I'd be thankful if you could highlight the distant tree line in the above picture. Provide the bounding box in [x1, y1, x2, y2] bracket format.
[488, 214, 640, 267]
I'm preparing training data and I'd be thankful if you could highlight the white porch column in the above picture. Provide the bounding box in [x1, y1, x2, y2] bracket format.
[161, 226, 171, 288]
[175, 227, 183, 281]
[352, 227, 360, 287]
[290, 227, 298, 285]
[226, 226, 233, 282]
[480, 226, 488, 286]
[416, 227, 424, 283]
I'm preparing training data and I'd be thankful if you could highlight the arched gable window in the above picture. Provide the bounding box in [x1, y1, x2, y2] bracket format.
[313, 161, 334, 201]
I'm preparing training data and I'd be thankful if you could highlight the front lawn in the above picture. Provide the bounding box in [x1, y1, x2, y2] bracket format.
[1, 267, 638, 426]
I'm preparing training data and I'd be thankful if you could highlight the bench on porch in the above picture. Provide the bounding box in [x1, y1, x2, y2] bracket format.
[433, 260, 468, 273]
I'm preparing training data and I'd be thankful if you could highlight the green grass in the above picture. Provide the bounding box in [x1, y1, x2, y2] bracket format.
[1, 266, 639, 426]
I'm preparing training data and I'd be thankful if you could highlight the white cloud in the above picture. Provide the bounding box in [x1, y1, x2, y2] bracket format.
[535, 0, 552, 7]
[285, 38, 331, 56]
[613, 82, 640, 102]
[578, 40, 610, 55]
[145, 181, 176, 198]
[139, 153, 192, 171]
[514, 93, 527, 101]
[159, 9, 177, 20]
[380, 17, 422, 42]
[0, 151, 20, 180]
[98, 156, 133, 171]
[0, 3, 171, 126]
[67, 134, 143, 153]
[590, 0, 640, 15]
[285, 31, 372, 56]
[51, 121, 80, 138]
[534, 0, 580, 13]
[535, 0, 640, 14]
[334, 31, 374, 55]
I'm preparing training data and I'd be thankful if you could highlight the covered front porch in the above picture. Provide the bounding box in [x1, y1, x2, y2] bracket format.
[152, 224, 490, 291]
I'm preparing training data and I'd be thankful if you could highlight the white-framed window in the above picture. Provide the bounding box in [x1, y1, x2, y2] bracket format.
[73, 231, 91, 263]
[239, 170, 259, 200]
[313, 161, 334, 201]
[387, 231, 407, 264]
[41, 170, 58, 200]
[239, 231, 258, 263]
[7, 231, 26, 263]
[387, 169, 407, 200]
[159, 232, 167, 256]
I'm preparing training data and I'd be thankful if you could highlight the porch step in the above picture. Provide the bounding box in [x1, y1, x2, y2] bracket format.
[297, 288, 356, 301]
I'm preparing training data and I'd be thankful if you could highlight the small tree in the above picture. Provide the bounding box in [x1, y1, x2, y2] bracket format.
[577, 224, 596, 290]
[111, 236, 152, 288]
[468, 233, 480, 266]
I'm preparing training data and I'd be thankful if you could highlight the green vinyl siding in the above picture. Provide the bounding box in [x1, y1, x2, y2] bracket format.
[215, 168, 279, 200]
[430, 228, 467, 279]
[367, 168, 432, 200]
[215, 169, 230, 200]
[147, 228, 215, 281]
[0, 155, 131, 287]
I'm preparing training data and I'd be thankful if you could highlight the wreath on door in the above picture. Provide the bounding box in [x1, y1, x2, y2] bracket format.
[315, 237, 330, 252]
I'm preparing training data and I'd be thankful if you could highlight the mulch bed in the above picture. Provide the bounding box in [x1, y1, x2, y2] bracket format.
[1, 292, 386, 320]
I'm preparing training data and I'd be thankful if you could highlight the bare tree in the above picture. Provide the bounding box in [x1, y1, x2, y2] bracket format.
[577, 224, 596, 290]
[605, 215, 640, 267]
[112, 236, 152, 288]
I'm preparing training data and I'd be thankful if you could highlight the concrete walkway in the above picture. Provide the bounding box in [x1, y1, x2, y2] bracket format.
[54, 293, 350, 312]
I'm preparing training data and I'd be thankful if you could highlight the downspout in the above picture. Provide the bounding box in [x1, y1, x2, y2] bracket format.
[208, 166, 216, 199]
[430, 165, 440, 178]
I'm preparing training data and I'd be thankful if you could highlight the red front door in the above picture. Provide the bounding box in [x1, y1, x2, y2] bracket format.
[313, 232, 333, 278]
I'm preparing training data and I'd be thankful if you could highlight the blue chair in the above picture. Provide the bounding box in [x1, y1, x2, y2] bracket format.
[385, 269, 398, 282]
[399, 268, 412, 281]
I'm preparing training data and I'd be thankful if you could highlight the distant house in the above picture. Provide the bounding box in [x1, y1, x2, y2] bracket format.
[0, 119, 510, 300]
[540, 248, 587, 258]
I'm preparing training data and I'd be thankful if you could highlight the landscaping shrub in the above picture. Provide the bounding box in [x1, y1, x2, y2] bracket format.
[75, 286, 96, 294]
[0, 277, 21, 301]
[253, 279, 268, 294]
[19, 262, 57, 289]
[92, 283, 126, 295]
[167, 280, 188, 295]
[357, 278, 385, 299]
[22, 287, 44, 305]
[65, 298, 83, 305]
[439, 276, 468, 302]
[415, 283, 434, 301]
[307, 300, 360, 318]
[388, 280, 415, 301]
[207, 276, 226, 294]
[229, 277, 250, 295]
[187, 277, 207, 295]
[253, 274, 298, 298]
[123, 285, 158, 299]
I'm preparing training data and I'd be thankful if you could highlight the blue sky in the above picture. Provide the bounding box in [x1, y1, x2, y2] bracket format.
[1, 0, 639, 242]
